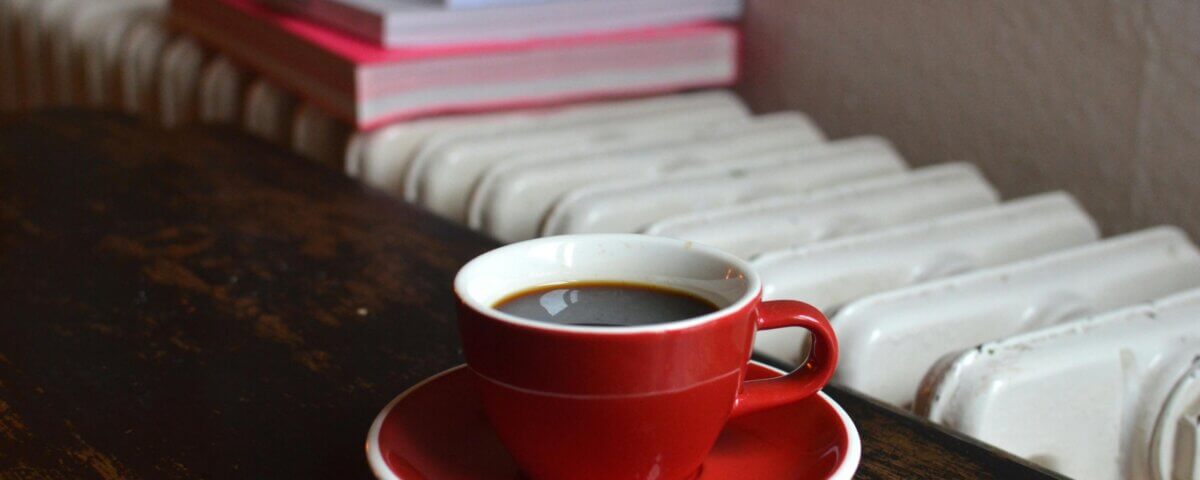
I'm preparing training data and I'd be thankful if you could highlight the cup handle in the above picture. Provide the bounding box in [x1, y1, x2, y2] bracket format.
[731, 300, 839, 418]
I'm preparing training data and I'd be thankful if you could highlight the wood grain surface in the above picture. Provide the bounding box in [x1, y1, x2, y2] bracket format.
[0, 111, 1064, 479]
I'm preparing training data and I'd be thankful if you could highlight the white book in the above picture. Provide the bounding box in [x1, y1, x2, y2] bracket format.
[259, 0, 744, 47]
[443, 0, 563, 9]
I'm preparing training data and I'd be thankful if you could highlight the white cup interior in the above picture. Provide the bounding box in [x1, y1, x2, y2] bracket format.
[455, 234, 760, 333]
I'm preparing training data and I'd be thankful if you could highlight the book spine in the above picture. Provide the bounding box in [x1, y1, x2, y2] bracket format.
[170, 0, 358, 123]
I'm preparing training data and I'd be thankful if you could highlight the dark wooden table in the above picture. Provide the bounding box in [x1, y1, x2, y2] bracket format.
[0, 111, 1064, 479]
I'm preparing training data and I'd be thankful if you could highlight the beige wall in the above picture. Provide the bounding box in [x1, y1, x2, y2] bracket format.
[740, 0, 1200, 239]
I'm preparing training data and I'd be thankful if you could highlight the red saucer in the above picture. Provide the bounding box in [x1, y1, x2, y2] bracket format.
[367, 362, 860, 480]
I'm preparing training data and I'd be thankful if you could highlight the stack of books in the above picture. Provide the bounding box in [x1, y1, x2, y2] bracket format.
[170, 0, 743, 128]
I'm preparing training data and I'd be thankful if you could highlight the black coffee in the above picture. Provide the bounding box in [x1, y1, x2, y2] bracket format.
[494, 282, 718, 327]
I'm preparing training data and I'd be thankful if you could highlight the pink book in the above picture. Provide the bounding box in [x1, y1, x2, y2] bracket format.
[171, 0, 740, 129]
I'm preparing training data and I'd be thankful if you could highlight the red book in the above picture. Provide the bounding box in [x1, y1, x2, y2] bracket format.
[171, 0, 740, 129]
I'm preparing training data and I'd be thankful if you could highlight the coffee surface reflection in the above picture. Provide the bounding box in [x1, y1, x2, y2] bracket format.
[494, 282, 718, 327]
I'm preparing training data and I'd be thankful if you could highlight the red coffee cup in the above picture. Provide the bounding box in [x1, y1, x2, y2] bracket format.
[455, 234, 838, 480]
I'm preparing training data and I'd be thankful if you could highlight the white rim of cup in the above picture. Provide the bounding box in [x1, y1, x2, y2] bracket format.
[454, 234, 762, 335]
